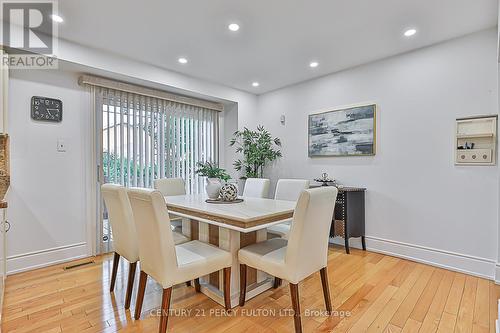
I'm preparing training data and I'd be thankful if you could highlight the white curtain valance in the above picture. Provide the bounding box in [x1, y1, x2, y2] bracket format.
[79, 74, 224, 112]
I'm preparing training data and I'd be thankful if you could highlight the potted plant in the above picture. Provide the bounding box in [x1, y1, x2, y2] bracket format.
[230, 125, 282, 179]
[195, 161, 231, 199]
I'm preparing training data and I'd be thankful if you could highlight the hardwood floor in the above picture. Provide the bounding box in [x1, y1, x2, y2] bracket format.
[2, 246, 499, 332]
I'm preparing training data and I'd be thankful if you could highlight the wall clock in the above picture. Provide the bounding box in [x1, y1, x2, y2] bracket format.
[31, 96, 63, 122]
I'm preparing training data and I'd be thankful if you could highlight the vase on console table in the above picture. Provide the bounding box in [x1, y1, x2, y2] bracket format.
[206, 178, 222, 199]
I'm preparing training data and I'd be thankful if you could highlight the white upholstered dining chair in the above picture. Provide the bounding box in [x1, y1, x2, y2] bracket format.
[238, 187, 338, 333]
[153, 177, 201, 287]
[267, 179, 310, 239]
[154, 177, 186, 229]
[101, 184, 189, 310]
[127, 188, 233, 332]
[101, 184, 139, 310]
[153, 177, 186, 196]
[242, 178, 270, 198]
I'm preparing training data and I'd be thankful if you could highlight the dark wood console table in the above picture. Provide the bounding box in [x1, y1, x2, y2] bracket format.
[311, 184, 366, 254]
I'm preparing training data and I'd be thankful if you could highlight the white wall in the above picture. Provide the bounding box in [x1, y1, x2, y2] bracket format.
[5, 40, 256, 274]
[254, 29, 499, 279]
[7, 70, 91, 273]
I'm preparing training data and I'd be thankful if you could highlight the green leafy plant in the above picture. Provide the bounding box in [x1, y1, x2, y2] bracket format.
[230, 125, 282, 179]
[195, 161, 231, 182]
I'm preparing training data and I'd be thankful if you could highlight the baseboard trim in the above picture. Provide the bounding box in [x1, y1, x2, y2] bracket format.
[330, 236, 495, 280]
[366, 236, 495, 280]
[7, 242, 89, 275]
[6, 237, 496, 280]
[494, 264, 500, 284]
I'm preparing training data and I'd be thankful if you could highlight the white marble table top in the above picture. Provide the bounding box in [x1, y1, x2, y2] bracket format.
[164, 194, 296, 231]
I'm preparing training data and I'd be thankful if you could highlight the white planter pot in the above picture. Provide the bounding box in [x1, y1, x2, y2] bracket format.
[237, 179, 246, 196]
[206, 178, 222, 199]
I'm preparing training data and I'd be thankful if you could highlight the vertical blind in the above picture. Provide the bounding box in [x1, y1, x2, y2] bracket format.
[98, 87, 219, 193]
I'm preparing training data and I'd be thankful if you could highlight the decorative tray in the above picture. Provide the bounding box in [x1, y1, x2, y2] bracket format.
[205, 198, 244, 204]
[314, 178, 336, 186]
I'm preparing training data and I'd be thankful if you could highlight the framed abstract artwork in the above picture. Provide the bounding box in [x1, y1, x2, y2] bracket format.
[308, 104, 376, 157]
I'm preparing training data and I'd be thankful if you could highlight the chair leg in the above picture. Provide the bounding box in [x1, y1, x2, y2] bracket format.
[289, 283, 302, 333]
[110, 252, 120, 292]
[194, 278, 201, 292]
[319, 267, 332, 313]
[159, 287, 172, 333]
[125, 262, 137, 309]
[361, 236, 367, 251]
[273, 277, 282, 289]
[239, 264, 247, 306]
[134, 271, 148, 320]
[223, 267, 231, 311]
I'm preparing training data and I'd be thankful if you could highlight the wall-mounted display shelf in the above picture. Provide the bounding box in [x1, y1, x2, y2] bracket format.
[455, 115, 497, 166]
[456, 133, 494, 139]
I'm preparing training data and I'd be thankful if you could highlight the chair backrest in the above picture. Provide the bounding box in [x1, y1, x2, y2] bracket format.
[285, 187, 337, 283]
[153, 178, 186, 196]
[101, 184, 139, 263]
[243, 178, 270, 198]
[127, 188, 177, 285]
[274, 179, 310, 201]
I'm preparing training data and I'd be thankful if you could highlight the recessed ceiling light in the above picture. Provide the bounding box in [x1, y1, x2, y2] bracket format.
[178, 57, 188, 64]
[50, 14, 63, 23]
[404, 28, 417, 37]
[252, 82, 260, 87]
[228, 23, 240, 32]
[309, 61, 319, 68]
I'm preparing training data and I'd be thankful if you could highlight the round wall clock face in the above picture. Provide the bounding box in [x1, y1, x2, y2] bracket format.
[31, 96, 63, 122]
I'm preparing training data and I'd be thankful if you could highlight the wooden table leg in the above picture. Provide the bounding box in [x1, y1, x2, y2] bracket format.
[223, 267, 231, 311]
[182, 220, 275, 308]
[239, 264, 247, 306]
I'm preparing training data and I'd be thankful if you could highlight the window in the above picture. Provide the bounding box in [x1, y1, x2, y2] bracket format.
[99, 88, 219, 193]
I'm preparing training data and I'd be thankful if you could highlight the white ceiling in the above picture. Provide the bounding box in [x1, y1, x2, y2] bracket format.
[57, 0, 497, 94]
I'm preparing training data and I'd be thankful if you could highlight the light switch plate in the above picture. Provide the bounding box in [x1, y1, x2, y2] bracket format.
[57, 139, 66, 152]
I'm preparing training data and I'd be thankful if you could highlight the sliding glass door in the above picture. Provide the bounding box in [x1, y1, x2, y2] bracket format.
[95, 88, 219, 254]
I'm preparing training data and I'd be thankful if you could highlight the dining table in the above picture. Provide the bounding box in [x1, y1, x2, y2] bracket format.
[164, 194, 296, 308]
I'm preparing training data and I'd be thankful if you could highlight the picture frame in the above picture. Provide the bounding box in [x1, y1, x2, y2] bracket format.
[308, 103, 377, 157]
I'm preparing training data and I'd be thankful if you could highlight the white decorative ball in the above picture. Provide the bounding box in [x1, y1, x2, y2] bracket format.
[220, 183, 238, 201]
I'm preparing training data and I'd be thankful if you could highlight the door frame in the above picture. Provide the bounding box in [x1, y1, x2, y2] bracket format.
[85, 86, 109, 256]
